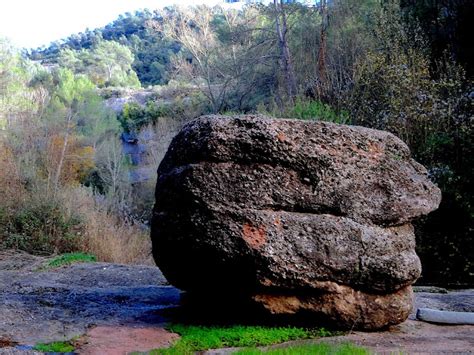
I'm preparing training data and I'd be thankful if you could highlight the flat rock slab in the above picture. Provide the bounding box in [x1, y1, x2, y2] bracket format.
[77, 326, 178, 355]
[327, 320, 474, 354]
[417, 308, 474, 325]
[0, 252, 180, 346]
[413, 289, 474, 315]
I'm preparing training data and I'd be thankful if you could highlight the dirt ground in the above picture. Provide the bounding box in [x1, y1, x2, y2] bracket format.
[0, 250, 472, 354]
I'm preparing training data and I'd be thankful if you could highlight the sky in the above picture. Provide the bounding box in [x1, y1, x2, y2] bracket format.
[0, 0, 222, 49]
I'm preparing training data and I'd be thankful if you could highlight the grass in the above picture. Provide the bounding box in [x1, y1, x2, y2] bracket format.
[234, 342, 369, 354]
[285, 99, 350, 124]
[33, 341, 75, 353]
[259, 99, 350, 125]
[46, 252, 96, 268]
[150, 324, 339, 354]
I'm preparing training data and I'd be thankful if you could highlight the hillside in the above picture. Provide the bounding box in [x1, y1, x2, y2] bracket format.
[28, 10, 181, 86]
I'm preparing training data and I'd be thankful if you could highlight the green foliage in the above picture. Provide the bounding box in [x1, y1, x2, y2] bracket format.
[0, 199, 83, 255]
[46, 252, 96, 268]
[58, 40, 141, 88]
[118, 89, 210, 132]
[400, 0, 474, 78]
[152, 324, 334, 354]
[345, 1, 473, 285]
[29, 10, 180, 86]
[260, 99, 349, 124]
[118, 101, 170, 132]
[33, 341, 75, 353]
[46, 68, 119, 143]
[286, 99, 350, 124]
[234, 342, 369, 355]
[0, 38, 41, 127]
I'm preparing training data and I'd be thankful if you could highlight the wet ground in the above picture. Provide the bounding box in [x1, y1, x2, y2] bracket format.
[0, 250, 472, 354]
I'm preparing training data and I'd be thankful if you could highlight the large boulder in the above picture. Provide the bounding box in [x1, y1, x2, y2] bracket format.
[151, 115, 441, 330]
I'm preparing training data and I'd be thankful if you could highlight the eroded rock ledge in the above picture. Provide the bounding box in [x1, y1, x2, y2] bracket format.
[151, 115, 441, 330]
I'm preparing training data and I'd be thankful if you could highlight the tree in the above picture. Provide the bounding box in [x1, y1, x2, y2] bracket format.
[401, 0, 474, 79]
[0, 38, 38, 129]
[58, 40, 141, 88]
[44, 68, 118, 192]
[155, 6, 278, 112]
[95, 137, 127, 199]
[29, 10, 181, 86]
[92, 41, 140, 87]
[157, 6, 226, 112]
[317, 0, 328, 93]
[272, 0, 298, 101]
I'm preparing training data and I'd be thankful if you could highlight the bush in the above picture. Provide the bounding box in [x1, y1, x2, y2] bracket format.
[286, 99, 350, 124]
[1, 199, 83, 255]
[0, 182, 152, 264]
[65, 187, 153, 264]
[259, 98, 349, 124]
[118, 88, 210, 133]
[345, 2, 473, 285]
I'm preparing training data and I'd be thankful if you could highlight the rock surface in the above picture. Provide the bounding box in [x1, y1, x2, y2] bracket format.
[151, 115, 441, 329]
[0, 251, 180, 345]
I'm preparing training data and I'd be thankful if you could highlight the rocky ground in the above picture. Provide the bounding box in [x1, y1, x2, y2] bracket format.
[0, 251, 180, 354]
[0, 250, 472, 354]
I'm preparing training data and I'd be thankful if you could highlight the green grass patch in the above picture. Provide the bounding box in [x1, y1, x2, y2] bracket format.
[151, 324, 338, 354]
[46, 252, 96, 268]
[285, 99, 350, 124]
[234, 342, 369, 354]
[33, 341, 75, 353]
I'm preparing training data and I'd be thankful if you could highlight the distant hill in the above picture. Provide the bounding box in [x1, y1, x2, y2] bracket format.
[27, 10, 181, 86]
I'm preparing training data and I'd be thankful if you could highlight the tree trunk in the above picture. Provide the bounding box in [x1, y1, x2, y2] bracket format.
[317, 0, 328, 96]
[274, 0, 297, 101]
[53, 109, 73, 194]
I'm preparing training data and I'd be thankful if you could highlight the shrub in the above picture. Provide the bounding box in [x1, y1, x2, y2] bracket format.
[348, 48, 473, 286]
[0, 182, 152, 264]
[117, 87, 210, 133]
[0, 142, 24, 208]
[258, 98, 349, 124]
[285, 99, 350, 124]
[1, 198, 83, 255]
[65, 187, 153, 265]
